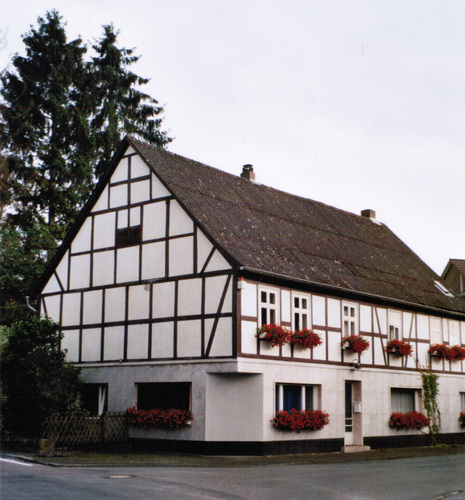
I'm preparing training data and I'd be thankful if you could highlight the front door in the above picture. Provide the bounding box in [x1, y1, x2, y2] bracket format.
[344, 380, 364, 447]
[344, 381, 354, 445]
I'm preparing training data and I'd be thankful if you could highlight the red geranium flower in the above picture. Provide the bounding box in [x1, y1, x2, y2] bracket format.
[386, 339, 413, 358]
[290, 329, 322, 349]
[256, 324, 291, 347]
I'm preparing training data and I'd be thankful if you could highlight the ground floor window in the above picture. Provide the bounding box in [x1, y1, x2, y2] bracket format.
[137, 382, 191, 411]
[461, 392, 465, 412]
[82, 384, 108, 416]
[391, 388, 418, 413]
[275, 384, 318, 412]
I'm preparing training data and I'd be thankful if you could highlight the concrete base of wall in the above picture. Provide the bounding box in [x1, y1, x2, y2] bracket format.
[342, 445, 371, 453]
[130, 437, 344, 456]
[364, 432, 465, 450]
[130, 432, 465, 456]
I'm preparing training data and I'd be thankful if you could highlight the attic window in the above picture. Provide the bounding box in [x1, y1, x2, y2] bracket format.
[115, 225, 142, 248]
[434, 280, 455, 298]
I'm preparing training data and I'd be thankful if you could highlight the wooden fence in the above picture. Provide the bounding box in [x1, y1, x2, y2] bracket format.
[41, 412, 128, 447]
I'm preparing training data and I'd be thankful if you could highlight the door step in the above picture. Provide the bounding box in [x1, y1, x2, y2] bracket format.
[342, 445, 371, 453]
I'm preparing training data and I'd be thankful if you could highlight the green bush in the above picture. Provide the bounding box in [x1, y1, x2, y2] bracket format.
[0, 316, 85, 436]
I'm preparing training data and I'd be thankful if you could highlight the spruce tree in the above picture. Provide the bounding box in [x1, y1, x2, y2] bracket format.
[0, 10, 94, 239]
[90, 24, 171, 178]
[0, 11, 171, 313]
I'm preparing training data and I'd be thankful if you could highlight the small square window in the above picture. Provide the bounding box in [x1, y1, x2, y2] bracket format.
[388, 311, 401, 341]
[115, 225, 142, 248]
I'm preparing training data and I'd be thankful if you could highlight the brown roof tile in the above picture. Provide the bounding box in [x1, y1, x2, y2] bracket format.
[130, 137, 465, 316]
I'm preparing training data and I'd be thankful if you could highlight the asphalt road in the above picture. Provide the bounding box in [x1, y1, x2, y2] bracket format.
[1, 454, 465, 500]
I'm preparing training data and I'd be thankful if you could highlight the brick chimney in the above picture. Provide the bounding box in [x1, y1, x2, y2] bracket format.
[241, 164, 255, 181]
[361, 209, 376, 219]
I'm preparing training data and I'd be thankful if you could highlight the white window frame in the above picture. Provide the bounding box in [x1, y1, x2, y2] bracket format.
[292, 292, 311, 331]
[449, 320, 461, 346]
[342, 302, 358, 336]
[259, 288, 279, 325]
[430, 317, 443, 344]
[460, 392, 465, 412]
[388, 310, 402, 341]
[275, 383, 320, 412]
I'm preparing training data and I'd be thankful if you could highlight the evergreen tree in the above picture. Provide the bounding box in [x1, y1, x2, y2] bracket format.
[91, 24, 171, 178]
[0, 11, 171, 312]
[0, 10, 94, 239]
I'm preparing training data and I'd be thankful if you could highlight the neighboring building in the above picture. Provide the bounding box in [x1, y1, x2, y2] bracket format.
[36, 136, 465, 454]
[442, 259, 465, 297]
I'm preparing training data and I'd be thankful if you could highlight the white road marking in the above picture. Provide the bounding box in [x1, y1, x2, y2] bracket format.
[0, 457, 34, 467]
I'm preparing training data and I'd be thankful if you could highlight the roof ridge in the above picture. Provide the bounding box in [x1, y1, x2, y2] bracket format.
[128, 135, 373, 224]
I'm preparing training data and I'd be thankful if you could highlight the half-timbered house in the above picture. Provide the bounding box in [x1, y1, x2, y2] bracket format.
[37, 136, 465, 454]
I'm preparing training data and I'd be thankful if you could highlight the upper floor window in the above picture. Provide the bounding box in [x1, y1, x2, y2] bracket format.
[460, 392, 465, 412]
[115, 225, 142, 248]
[292, 294, 310, 331]
[260, 289, 278, 325]
[449, 320, 461, 346]
[430, 318, 443, 344]
[388, 310, 401, 341]
[342, 302, 358, 336]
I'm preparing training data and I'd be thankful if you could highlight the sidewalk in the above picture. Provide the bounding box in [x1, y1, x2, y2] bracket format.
[3, 444, 465, 468]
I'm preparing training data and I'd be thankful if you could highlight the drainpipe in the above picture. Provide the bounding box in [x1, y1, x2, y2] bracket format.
[26, 296, 38, 314]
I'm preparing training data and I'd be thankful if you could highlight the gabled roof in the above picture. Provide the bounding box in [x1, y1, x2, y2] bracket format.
[37, 136, 465, 316]
[444, 259, 465, 277]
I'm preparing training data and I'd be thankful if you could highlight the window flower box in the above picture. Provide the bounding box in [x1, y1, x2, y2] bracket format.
[428, 344, 451, 359]
[428, 344, 465, 361]
[385, 339, 413, 358]
[127, 407, 193, 430]
[256, 324, 290, 347]
[388, 411, 429, 430]
[448, 345, 465, 361]
[272, 409, 330, 433]
[290, 329, 322, 349]
[459, 412, 465, 427]
[341, 335, 370, 354]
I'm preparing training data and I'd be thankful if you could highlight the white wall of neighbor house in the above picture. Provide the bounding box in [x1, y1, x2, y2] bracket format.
[40, 149, 233, 364]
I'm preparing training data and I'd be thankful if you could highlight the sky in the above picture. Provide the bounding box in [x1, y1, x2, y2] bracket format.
[1, 0, 464, 275]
